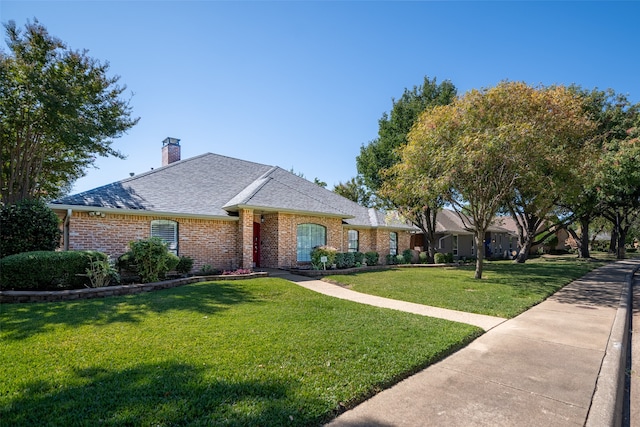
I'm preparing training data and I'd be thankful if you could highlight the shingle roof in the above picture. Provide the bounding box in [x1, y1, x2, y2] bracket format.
[435, 209, 516, 235]
[52, 152, 414, 229]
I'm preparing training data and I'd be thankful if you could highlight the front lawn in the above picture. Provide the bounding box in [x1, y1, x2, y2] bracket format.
[328, 257, 605, 318]
[0, 278, 480, 426]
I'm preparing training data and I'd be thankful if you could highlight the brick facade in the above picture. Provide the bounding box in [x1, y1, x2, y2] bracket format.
[60, 210, 412, 272]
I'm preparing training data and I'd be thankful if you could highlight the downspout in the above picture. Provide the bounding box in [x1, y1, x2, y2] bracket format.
[63, 209, 72, 251]
[438, 234, 450, 250]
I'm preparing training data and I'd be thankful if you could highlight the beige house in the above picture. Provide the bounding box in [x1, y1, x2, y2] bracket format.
[50, 138, 414, 271]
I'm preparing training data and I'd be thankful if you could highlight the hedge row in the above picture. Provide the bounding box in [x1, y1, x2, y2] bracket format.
[0, 251, 107, 291]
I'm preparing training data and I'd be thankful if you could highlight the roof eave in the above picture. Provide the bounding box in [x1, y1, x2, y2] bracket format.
[48, 204, 239, 221]
[223, 204, 355, 219]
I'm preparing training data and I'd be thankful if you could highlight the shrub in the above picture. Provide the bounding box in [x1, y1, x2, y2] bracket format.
[386, 254, 398, 265]
[0, 199, 62, 258]
[419, 252, 428, 264]
[354, 252, 364, 265]
[402, 249, 413, 264]
[0, 250, 107, 290]
[434, 252, 446, 264]
[364, 251, 379, 266]
[396, 254, 405, 264]
[196, 264, 221, 276]
[128, 237, 180, 283]
[335, 252, 347, 269]
[176, 256, 194, 275]
[444, 253, 454, 263]
[336, 252, 356, 269]
[84, 255, 119, 288]
[311, 246, 337, 269]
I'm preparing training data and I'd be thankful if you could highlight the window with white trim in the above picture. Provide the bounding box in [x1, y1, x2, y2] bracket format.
[390, 232, 398, 256]
[297, 224, 326, 262]
[348, 230, 359, 253]
[151, 220, 178, 255]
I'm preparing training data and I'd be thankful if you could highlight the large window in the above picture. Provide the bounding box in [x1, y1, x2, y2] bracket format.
[347, 230, 359, 253]
[297, 224, 326, 261]
[151, 219, 178, 255]
[389, 232, 398, 256]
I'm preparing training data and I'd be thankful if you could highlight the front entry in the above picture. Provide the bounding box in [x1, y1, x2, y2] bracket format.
[253, 222, 260, 267]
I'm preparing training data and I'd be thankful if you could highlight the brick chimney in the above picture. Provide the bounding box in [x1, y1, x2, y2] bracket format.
[162, 137, 181, 166]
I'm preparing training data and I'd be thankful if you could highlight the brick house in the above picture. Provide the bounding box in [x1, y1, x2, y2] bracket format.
[50, 138, 414, 271]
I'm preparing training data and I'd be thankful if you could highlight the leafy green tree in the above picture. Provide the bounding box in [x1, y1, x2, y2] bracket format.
[357, 76, 457, 194]
[0, 198, 62, 257]
[0, 19, 139, 204]
[560, 88, 640, 259]
[332, 176, 373, 207]
[357, 76, 457, 263]
[401, 81, 595, 278]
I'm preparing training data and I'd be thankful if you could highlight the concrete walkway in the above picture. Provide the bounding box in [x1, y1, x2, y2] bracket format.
[272, 270, 506, 331]
[270, 259, 640, 426]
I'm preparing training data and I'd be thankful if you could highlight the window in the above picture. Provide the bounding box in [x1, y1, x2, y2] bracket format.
[297, 224, 326, 262]
[348, 230, 359, 252]
[389, 232, 398, 256]
[452, 235, 458, 256]
[151, 220, 178, 255]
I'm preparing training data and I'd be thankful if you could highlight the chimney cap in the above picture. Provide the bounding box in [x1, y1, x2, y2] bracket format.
[163, 137, 180, 146]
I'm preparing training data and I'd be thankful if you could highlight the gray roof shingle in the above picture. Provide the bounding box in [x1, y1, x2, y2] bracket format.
[52, 152, 414, 229]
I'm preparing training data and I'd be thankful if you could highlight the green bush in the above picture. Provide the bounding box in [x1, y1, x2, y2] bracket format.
[85, 255, 120, 288]
[402, 249, 413, 264]
[335, 252, 347, 269]
[335, 252, 356, 269]
[0, 250, 107, 290]
[128, 237, 180, 283]
[434, 252, 446, 264]
[364, 251, 379, 266]
[354, 252, 364, 265]
[444, 253, 454, 263]
[176, 256, 194, 275]
[310, 246, 337, 269]
[419, 252, 428, 264]
[386, 254, 398, 265]
[0, 199, 62, 258]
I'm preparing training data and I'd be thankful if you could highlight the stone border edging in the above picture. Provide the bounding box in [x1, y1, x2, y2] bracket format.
[0, 272, 269, 304]
[585, 260, 640, 427]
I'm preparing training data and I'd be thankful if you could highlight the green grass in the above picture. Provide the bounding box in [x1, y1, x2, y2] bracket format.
[327, 257, 605, 318]
[0, 278, 480, 426]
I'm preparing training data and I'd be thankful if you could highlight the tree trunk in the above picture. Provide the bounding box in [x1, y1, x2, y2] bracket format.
[426, 242, 437, 264]
[474, 231, 484, 279]
[609, 225, 618, 254]
[617, 229, 627, 259]
[514, 239, 532, 263]
[578, 218, 591, 259]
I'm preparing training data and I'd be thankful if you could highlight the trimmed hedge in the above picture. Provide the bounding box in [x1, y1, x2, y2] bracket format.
[0, 250, 107, 291]
[364, 251, 379, 266]
[0, 199, 62, 258]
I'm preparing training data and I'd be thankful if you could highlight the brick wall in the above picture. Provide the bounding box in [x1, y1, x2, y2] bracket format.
[66, 212, 240, 271]
[64, 211, 413, 271]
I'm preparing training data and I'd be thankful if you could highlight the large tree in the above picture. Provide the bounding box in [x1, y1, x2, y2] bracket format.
[400, 81, 595, 278]
[357, 76, 457, 263]
[560, 88, 640, 259]
[0, 19, 139, 204]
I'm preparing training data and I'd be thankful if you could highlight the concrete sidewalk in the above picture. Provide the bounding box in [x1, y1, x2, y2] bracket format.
[272, 259, 640, 426]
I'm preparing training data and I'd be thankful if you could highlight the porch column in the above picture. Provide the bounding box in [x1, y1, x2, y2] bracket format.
[238, 208, 254, 269]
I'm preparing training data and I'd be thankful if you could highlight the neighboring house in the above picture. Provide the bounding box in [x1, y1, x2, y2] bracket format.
[409, 209, 518, 260]
[50, 138, 414, 271]
[498, 216, 571, 253]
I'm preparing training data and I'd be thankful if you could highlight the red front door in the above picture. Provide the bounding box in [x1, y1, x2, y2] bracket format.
[253, 222, 260, 267]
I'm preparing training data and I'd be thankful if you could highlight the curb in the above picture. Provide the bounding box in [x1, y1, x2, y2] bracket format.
[585, 261, 640, 427]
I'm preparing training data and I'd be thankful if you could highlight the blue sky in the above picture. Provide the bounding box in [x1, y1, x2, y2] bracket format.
[2, 1, 639, 195]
